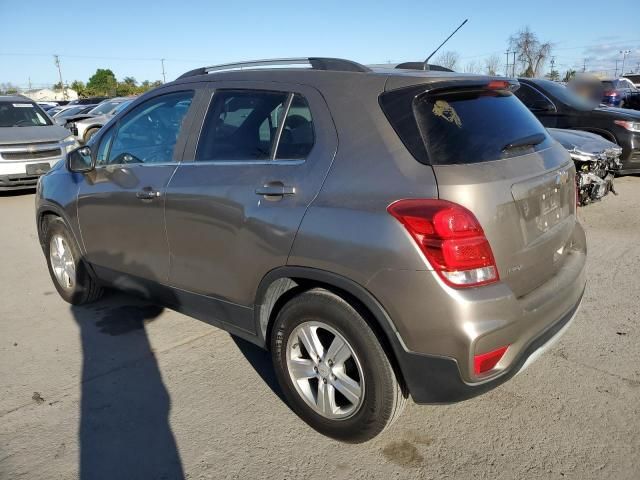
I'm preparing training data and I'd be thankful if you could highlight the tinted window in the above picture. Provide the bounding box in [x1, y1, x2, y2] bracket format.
[413, 90, 552, 165]
[0, 101, 51, 127]
[514, 84, 553, 110]
[196, 90, 315, 161]
[276, 94, 314, 159]
[533, 79, 596, 110]
[196, 90, 288, 161]
[103, 91, 193, 165]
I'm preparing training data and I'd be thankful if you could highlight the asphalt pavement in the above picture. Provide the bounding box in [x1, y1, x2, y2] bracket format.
[1, 178, 639, 479]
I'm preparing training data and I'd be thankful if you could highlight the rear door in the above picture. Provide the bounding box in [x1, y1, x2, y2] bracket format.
[412, 86, 576, 297]
[164, 82, 337, 321]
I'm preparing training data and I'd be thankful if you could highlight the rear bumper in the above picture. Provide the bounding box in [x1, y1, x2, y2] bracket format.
[398, 288, 583, 403]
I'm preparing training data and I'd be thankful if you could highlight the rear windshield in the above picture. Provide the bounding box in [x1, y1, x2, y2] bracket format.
[413, 90, 551, 165]
[0, 101, 52, 127]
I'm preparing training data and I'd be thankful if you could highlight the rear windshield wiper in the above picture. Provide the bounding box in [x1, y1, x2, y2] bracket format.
[502, 133, 546, 152]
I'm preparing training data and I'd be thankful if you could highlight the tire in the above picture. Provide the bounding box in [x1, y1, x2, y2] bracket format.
[44, 217, 103, 305]
[271, 288, 407, 442]
[83, 127, 100, 144]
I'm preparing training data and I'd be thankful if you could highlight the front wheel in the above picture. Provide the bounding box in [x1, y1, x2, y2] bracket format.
[271, 289, 407, 442]
[44, 217, 103, 305]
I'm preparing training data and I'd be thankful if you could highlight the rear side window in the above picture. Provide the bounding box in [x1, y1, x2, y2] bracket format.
[196, 90, 314, 161]
[381, 86, 551, 165]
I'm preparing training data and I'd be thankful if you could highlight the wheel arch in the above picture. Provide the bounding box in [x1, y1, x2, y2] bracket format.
[254, 267, 409, 389]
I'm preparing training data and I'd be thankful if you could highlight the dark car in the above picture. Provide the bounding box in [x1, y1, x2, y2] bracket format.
[515, 78, 640, 174]
[601, 78, 640, 108]
[36, 58, 586, 442]
[67, 96, 109, 106]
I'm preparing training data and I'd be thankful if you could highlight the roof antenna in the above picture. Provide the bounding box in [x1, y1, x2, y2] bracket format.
[423, 19, 468, 71]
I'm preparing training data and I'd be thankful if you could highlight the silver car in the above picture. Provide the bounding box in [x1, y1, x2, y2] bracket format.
[36, 58, 586, 442]
[0, 95, 78, 190]
[67, 98, 134, 143]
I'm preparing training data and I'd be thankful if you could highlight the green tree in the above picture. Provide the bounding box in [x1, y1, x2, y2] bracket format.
[86, 69, 117, 96]
[70, 80, 86, 97]
[546, 69, 560, 81]
[563, 69, 576, 83]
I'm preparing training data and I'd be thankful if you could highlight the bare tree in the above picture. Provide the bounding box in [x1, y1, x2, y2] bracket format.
[434, 50, 460, 71]
[508, 26, 552, 77]
[463, 60, 482, 74]
[484, 54, 502, 76]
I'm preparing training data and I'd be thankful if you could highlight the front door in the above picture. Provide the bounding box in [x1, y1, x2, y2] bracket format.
[164, 83, 337, 325]
[77, 89, 196, 284]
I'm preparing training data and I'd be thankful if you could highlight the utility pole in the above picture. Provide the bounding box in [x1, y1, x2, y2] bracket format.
[53, 54, 67, 100]
[614, 60, 619, 77]
[505, 50, 510, 77]
[161, 58, 166, 83]
[28, 77, 32, 90]
[582, 59, 586, 73]
[619, 50, 631, 76]
[550, 56, 556, 79]
[512, 51, 516, 77]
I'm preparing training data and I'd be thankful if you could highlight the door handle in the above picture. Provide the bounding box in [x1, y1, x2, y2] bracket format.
[136, 189, 161, 200]
[255, 183, 296, 197]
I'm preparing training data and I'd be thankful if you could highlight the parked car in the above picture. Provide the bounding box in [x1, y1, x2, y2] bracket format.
[0, 95, 78, 190]
[66, 97, 135, 143]
[548, 128, 622, 205]
[600, 78, 640, 108]
[622, 74, 640, 88]
[37, 101, 59, 111]
[67, 96, 109, 106]
[52, 105, 97, 125]
[36, 58, 586, 442]
[48, 104, 87, 119]
[515, 78, 640, 174]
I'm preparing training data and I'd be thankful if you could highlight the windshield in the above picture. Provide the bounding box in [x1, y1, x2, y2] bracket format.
[0, 101, 52, 127]
[56, 106, 85, 118]
[535, 79, 597, 110]
[88, 100, 122, 116]
[113, 100, 132, 115]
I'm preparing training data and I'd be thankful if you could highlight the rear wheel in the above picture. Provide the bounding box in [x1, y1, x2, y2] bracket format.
[44, 217, 103, 305]
[271, 288, 407, 442]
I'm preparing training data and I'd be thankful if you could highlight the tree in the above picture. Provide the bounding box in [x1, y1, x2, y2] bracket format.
[508, 26, 551, 77]
[71, 80, 87, 97]
[86, 69, 117, 96]
[116, 76, 138, 96]
[0, 82, 18, 94]
[463, 60, 482, 74]
[484, 54, 501, 76]
[52, 82, 63, 91]
[546, 69, 560, 81]
[563, 69, 576, 83]
[434, 50, 459, 71]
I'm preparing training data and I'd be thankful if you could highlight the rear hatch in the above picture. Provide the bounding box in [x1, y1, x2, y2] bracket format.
[382, 81, 576, 297]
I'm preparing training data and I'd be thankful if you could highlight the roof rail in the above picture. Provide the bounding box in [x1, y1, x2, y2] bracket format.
[177, 57, 371, 79]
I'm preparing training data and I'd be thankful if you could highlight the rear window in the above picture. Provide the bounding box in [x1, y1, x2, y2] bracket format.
[381, 86, 551, 165]
[415, 90, 551, 165]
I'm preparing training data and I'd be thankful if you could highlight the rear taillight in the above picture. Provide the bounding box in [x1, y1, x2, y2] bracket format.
[474, 345, 509, 375]
[603, 90, 618, 97]
[387, 199, 499, 288]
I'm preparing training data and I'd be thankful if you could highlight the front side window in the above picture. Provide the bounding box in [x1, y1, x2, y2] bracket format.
[196, 90, 314, 161]
[101, 91, 193, 165]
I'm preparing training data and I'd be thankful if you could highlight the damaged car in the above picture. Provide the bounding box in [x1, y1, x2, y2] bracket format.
[548, 128, 622, 206]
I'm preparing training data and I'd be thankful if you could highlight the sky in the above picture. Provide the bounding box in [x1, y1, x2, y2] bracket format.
[1, 0, 639, 89]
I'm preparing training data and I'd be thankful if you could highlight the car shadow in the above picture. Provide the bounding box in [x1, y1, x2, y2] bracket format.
[229, 335, 287, 404]
[71, 290, 185, 480]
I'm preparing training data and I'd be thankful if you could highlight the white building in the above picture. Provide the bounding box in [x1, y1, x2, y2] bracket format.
[22, 88, 78, 102]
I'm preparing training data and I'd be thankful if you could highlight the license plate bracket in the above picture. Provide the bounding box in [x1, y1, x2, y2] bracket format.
[26, 163, 51, 176]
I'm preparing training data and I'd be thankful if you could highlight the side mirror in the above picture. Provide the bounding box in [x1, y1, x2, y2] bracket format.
[67, 146, 95, 173]
[531, 100, 554, 112]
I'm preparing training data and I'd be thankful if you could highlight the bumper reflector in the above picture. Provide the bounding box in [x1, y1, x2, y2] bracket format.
[474, 345, 509, 375]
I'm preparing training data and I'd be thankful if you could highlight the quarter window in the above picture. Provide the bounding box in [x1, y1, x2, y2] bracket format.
[195, 90, 314, 162]
[514, 84, 553, 111]
[101, 91, 193, 165]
